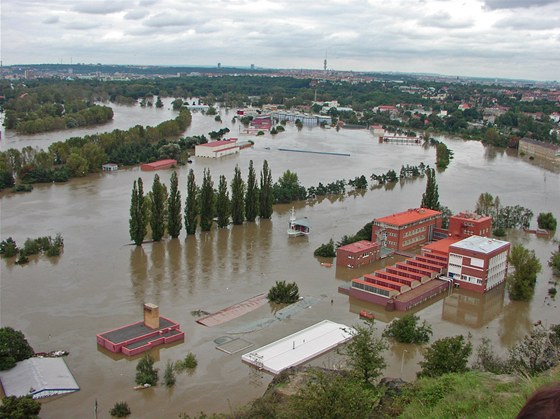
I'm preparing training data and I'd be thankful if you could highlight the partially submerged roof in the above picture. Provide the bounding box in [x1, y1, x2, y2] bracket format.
[0, 357, 79, 399]
[375, 208, 441, 227]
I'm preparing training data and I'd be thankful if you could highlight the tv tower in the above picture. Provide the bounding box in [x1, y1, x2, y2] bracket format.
[323, 51, 327, 71]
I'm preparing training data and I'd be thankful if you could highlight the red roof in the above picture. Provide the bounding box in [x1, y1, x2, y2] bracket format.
[375, 208, 442, 227]
[199, 139, 237, 148]
[338, 240, 378, 253]
[141, 159, 177, 170]
[422, 237, 461, 255]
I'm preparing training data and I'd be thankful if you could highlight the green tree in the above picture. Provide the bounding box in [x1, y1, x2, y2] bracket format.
[341, 319, 387, 385]
[507, 244, 542, 301]
[418, 335, 472, 378]
[420, 168, 440, 210]
[164, 360, 176, 387]
[273, 170, 307, 203]
[184, 169, 198, 235]
[149, 174, 167, 241]
[549, 245, 560, 276]
[155, 96, 163, 108]
[129, 178, 148, 246]
[0, 395, 41, 419]
[475, 192, 495, 216]
[230, 165, 245, 225]
[245, 160, 259, 222]
[0, 327, 35, 371]
[288, 369, 381, 419]
[267, 281, 300, 304]
[383, 314, 433, 344]
[66, 151, 89, 177]
[135, 352, 158, 386]
[537, 212, 557, 231]
[0, 237, 19, 258]
[167, 172, 182, 239]
[199, 168, 214, 232]
[314, 239, 336, 257]
[216, 175, 230, 228]
[259, 160, 274, 219]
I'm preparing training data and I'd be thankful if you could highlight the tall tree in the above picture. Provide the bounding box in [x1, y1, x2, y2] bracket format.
[507, 244, 542, 301]
[199, 168, 214, 232]
[150, 174, 167, 241]
[231, 165, 245, 225]
[216, 175, 231, 228]
[259, 160, 274, 219]
[340, 319, 387, 385]
[167, 171, 182, 239]
[129, 177, 148, 246]
[0, 327, 35, 371]
[245, 160, 259, 222]
[184, 169, 198, 235]
[420, 167, 440, 210]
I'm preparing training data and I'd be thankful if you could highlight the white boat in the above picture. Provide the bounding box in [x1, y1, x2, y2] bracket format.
[287, 207, 310, 237]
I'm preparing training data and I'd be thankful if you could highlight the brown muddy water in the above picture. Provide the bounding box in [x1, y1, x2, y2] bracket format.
[1, 104, 559, 418]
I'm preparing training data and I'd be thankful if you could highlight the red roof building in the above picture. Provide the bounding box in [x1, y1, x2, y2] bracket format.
[336, 240, 380, 268]
[195, 139, 240, 158]
[371, 208, 442, 251]
[140, 159, 177, 171]
[448, 212, 492, 239]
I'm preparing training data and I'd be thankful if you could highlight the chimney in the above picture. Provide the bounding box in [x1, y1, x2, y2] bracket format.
[144, 303, 160, 329]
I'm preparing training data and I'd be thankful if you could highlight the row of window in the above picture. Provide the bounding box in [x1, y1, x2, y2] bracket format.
[403, 235, 426, 247]
[403, 226, 426, 238]
[353, 281, 391, 297]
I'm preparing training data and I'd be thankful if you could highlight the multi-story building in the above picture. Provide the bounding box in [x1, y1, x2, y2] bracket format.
[447, 236, 511, 293]
[371, 208, 442, 251]
[336, 240, 380, 268]
[447, 212, 492, 239]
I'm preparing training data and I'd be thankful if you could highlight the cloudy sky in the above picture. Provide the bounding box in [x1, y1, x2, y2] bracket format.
[2, 0, 559, 80]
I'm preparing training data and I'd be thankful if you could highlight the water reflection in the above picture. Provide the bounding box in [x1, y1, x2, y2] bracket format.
[441, 285, 505, 329]
[130, 246, 148, 302]
[499, 300, 532, 347]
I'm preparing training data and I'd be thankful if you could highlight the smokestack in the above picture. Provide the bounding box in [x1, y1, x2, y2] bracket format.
[143, 303, 160, 329]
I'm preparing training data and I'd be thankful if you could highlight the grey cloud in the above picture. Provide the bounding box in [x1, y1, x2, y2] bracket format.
[73, 1, 127, 14]
[43, 16, 60, 24]
[144, 13, 196, 28]
[483, 0, 560, 9]
[65, 22, 100, 30]
[495, 15, 560, 29]
[420, 12, 474, 29]
[124, 10, 149, 20]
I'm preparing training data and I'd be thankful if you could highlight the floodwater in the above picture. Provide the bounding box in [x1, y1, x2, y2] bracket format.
[1, 103, 559, 418]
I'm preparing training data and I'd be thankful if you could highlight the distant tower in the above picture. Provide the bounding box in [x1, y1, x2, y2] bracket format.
[324, 56, 327, 71]
[217, 62, 221, 69]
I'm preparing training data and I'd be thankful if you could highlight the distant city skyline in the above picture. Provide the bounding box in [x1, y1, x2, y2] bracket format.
[3, 0, 560, 81]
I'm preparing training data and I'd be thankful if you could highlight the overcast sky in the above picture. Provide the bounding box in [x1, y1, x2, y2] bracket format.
[2, 0, 559, 81]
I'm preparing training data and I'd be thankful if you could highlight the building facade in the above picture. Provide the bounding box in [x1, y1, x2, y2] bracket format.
[447, 236, 511, 293]
[371, 208, 442, 251]
[336, 240, 380, 268]
[195, 139, 240, 158]
[447, 212, 492, 239]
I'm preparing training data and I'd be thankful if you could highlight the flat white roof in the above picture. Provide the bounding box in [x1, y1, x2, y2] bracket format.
[241, 320, 355, 374]
[0, 357, 79, 399]
[451, 235, 510, 254]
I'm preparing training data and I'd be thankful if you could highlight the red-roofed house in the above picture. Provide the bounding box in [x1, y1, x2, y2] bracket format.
[195, 139, 240, 158]
[336, 240, 380, 268]
[141, 159, 177, 171]
[371, 208, 442, 251]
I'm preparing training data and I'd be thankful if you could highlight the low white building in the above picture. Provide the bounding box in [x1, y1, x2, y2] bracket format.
[195, 139, 240, 158]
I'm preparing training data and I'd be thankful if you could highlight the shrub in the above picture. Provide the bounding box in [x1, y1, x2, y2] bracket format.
[383, 314, 433, 344]
[135, 353, 158, 386]
[418, 335, 472, 378]
[164, 360, 176, 387]
[549, 288, 557, 297]
[267, 281, 300, 304]
[109, 401, 131, 418]
[314, 239, 336, 257]
[0, 237, 18, 258]
[537, 212, 557, 231]
[175, 352, 198, 372]
[0, 395, 41, 418]
[492, 227, 506, 237]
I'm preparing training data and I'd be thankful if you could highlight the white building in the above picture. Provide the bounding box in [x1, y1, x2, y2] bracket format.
[195, 139, 240, 158]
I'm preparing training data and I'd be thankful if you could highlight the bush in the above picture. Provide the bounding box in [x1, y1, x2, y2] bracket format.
[267, 281, 300, 304]
[314, 239, 336, 257]
[164, 360, 176, 387]
[537, 212, 557, 230]
[109, 401, 131, 417]
[418, 335, 472, 378]
[383, 314, 433, 344]
[135, 353, 158, 386]
[0, 327, 35, 371]
[549, 246, 560, 276]
[492, 227, 506, 237]
[0, 237, 18, 258]
[175, 352, 198, 372]
[0, 395, 41, 418]
[549, 288, 557, 297]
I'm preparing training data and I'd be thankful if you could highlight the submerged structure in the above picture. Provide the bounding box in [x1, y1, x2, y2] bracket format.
[287, 207, 310, 237]
[97, 303, 184, 356]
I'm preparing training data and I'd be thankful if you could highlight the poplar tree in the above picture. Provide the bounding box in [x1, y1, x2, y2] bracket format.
[184, 169, 198, 235]
[129, 177, 148, 246]
[216, 175, 230, 228]
[199, 168, 214, 231]
[231, 165, 245, 225]
[245, 160, 259, 222]
[421, 167, 440, 210]
[150, 174, 167, 241]
[167, 171, 182, 238]
[259, 160, 273, 219]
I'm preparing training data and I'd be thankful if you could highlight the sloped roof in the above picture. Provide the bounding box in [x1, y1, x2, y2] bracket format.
[0, 357, 79, 399]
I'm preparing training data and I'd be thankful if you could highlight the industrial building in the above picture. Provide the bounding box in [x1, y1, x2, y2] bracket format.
[195, 139, 240, 158]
